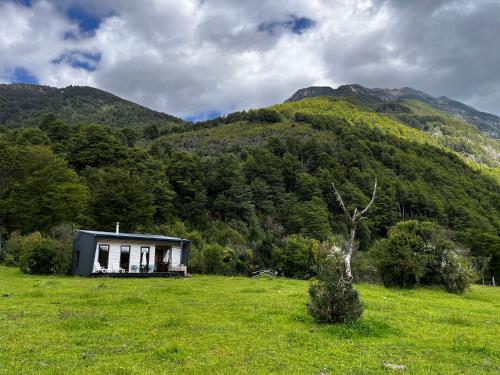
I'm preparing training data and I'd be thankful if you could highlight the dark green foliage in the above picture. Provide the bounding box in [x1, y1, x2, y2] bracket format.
[205, 154, 254, 222]
[18, 232, 72, 275]
[119, 128, 139, 147]
[0, 143, 88, 233]
[371, 221, 475, 293]
[0, 93, 498, 280]
[0, 84, 184, 129]
[376, 102, 412, 114]
[201, 244, 233, 275]
[275, 235, 320, 278]
[67, 125, 127, 170]
[0, 231, 24, 266]
[246, 108, 282, 123]
[308, 256, 364, 323]
[83, 166, 174, 232]
[144, 124, 160, 140]
[14, 128, 50, 146]
[42, 120, 72, 144]
[465, 230, 500, 278]
[166, 151, 208, 225]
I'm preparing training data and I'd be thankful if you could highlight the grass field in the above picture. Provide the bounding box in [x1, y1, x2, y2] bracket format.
[0, 266, 499, 374]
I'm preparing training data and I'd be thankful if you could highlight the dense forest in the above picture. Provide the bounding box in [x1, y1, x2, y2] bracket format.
[0, 96, 499, 278]
[0, 84, 184, 129]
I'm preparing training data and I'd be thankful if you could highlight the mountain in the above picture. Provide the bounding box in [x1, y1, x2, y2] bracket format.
[286, 84, 500, 138]
[0, 84, 184, 129]
[152, 96, 499, 240]
[1, 89, 499, 279]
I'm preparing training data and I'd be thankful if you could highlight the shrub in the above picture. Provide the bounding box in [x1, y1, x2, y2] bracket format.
[439, 252, 476, 293]
[276, 234, 320, 279]
[18, 231, 73, 275]
[465, 230, 500, 279]
[202, 244, 234, 275]
[1, 231, 25, 266]
[351, 251, 380, 284]
[371, 220, 474, 293]
[49, 223, 76, 274]
[19, 235, 58, 274]
[308, 255, 363, 323]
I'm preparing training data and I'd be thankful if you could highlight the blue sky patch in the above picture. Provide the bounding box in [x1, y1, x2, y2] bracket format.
[185, 110, 222, 122]
[12, 0, 31, 6]
[11, 67, 38, 84]
[52, 51, 101, 72]
[5, 0, 32, 7]
[66, 5, 101, 35]
[258, 14, 316, 35]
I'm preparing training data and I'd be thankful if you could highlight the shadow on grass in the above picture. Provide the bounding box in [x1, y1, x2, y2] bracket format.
[153, 344, 188, 364]
[240, 288, 267, 294]
[324, 318, 398, 339]
[58, 309, 110, 331]
[290, 312, 398, 339]
[437, 315, 472, 326]
[452, 335, 497, 356]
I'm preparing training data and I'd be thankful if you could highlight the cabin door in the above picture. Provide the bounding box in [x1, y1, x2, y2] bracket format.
[155, 247, 170, 272]
[140, 247, 150, 272]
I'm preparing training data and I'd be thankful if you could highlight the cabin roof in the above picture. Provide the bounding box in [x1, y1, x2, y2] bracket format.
[78, 230, 189, 243]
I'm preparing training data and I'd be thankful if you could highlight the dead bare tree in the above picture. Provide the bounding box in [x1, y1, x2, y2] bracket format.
[331, 179, 377, 281]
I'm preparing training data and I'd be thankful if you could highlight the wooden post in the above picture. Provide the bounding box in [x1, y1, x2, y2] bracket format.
[493, 277, 496, 287]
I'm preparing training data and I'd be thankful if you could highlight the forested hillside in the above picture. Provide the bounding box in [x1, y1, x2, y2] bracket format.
[287, 84, 500, 138]
[0, 84, 184, 129]
[0, 94, 499, 278]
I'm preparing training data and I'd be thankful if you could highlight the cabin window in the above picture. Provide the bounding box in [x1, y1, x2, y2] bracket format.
[140, 246, 150, 272]
[98, 244, 109, 269]
[120, 245, 130, 271]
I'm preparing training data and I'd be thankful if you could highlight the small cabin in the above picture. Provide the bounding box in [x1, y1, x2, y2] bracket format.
[72, 230, 190, 277]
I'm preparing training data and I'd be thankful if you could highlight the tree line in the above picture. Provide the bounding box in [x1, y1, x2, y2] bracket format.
[0, 108, 498, 280]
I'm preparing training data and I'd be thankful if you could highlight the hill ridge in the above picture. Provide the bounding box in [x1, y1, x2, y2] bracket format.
[0, 83, 184, 129]
[286, 84, 500, 138]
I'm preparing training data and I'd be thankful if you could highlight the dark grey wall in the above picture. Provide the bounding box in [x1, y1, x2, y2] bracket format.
[72, 232, 96, 276]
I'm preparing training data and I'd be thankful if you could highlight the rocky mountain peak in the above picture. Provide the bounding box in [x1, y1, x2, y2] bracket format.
[285, 84, 500, 138]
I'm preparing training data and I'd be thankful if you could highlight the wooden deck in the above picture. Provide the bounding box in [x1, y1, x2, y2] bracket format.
[91, 271, 185, 278]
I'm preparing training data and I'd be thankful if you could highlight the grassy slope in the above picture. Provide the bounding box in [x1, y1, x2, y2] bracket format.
[0, 267, 498, 374]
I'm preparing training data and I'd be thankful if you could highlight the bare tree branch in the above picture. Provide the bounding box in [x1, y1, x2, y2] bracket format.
[354, 179, 377, 220]
[331, 182, 352, 220]
[330, 179, 378, 281]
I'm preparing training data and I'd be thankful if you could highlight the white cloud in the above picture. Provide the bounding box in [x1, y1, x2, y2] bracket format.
[1, 0, 499, 117]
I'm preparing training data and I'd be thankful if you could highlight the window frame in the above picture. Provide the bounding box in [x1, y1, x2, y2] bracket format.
[120, 245, 131, 272]
[97, 244, 110, 269]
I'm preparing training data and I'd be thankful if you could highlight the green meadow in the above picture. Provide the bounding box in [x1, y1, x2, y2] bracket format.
[0, 266, 498, 374]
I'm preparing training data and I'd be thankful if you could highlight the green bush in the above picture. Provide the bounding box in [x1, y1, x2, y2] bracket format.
[440, 252, 476, 293]
[202, 244, 234, 275]
[275, 234, 320, 279]
[308, 255, 363, 323]
[18, 232, 72, 275]
[1, 231, 25, 266]
[351, 251, 380, 284]
[371, 220, 474, 293]
[246, 109, 282, 123]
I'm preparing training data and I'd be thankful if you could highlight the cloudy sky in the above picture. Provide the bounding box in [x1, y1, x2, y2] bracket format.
[1, 0, 499, 120]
